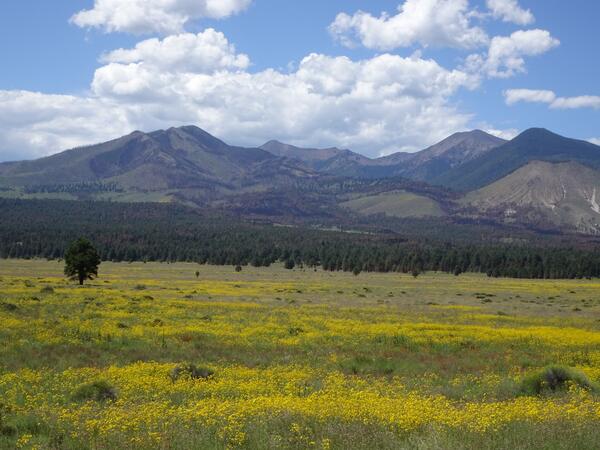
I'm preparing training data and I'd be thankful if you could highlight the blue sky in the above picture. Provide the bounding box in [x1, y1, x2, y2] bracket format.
[0, 0, 598, 161]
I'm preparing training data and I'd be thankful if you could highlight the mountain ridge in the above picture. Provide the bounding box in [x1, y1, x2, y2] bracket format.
[435, 128, 600, 191]
[258, 129, 506, 180]
[364, 129, 506, 181]
[0, 126, 287, 190]
[2, 125, 600, 235]
[259, 140, 371, 174]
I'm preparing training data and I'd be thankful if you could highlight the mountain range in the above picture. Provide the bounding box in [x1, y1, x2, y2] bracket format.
[1, 125, 600, 235]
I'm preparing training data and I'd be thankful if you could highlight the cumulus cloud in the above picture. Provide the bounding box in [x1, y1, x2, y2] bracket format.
[0, 31, 481, 160]
[0, 91, 134, 161]
[466, 29, 559, 78]
[5, 0, 560, 163]
[329, 2, 556, 80]
[589, 138, 600, 146]
[92, 47, 478, 157]
[71, 0, 252, 34]
[101, 30, 250, 73]
[504, 89, 600, 109]
[486, 0, 534, 25]
[328, 0, 489, 51]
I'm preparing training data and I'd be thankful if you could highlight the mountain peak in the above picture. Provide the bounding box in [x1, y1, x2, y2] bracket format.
[258, 140, 371, 174]
[262, 139, 286, 147]
[435, 128, 600, 191]
[449, 129, 486, 138]
[516, 128, 556, 139]
[511, 128, 599, 149]
[413, 129, 506, 162]
[468, 129, 499, 138]
[177, 124, 209, 135]
[145, 125, 233, 154]
[362, 129, 506, 180]
[441, 129, 505, 144]
[148, 125, 221, 140]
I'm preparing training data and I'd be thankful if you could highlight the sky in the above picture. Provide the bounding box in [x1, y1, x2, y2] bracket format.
[0, 0, 598, 161]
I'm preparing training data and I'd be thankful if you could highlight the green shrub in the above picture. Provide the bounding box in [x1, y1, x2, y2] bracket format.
[288, 327, 304, 336]
[170, 364, 214, 383]
[0, 424, 16, 437]
[72, 380, 117, 402]
[520, 366, 597, 395]
[40, 285, 54, 294]
[0, 402, 16, 437]
[0, 303, 18, 312]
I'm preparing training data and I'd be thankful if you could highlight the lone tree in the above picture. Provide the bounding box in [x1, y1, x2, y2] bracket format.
[64, 238, 101, 285]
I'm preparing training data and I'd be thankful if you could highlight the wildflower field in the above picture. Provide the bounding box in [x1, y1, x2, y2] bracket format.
[1, 260, 599, 449]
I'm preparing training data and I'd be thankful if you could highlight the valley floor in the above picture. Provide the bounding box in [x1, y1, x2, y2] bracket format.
[1, 260, 599, 449]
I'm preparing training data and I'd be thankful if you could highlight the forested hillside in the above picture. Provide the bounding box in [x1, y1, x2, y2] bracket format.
[2, 199, 600, 279]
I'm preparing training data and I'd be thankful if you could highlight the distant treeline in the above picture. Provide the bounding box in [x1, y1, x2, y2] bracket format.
[2, 198, 600, 279]
[23, 181, 123, 194]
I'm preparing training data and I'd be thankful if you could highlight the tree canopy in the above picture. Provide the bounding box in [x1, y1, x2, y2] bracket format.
[2, 199, 600, 280]
[64, 238, 101, 285]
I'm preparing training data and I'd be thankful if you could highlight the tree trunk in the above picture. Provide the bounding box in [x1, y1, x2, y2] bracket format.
[79, 273, 84, 285]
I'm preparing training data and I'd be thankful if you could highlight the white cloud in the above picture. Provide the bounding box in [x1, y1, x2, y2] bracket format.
[0, 91, 134, 161]
[551, 96, 600, 110]
[484, 127, 519, 140]
[71, 0, 252, 34]
[466, 29, 559, 78]
[0, 31, 481, 160]
[101, 30, 250, 73]
[504, 89, 600, 110]
[328, 0, 489, 51]
[589, 138, 600, 146]
[329, 3, 556, 80]
[91, 48, 478, 157]
[486, 0, 534, 25]
[504, 89, 556, 105]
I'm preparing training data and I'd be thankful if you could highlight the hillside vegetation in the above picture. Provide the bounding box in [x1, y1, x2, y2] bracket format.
[341, 191, 446, 218]
[466, 161, 600, 234]
[3, 199, 600, 279]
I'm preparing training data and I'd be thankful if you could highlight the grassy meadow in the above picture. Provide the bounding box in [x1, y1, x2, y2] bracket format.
[1, 259, 600, 449]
